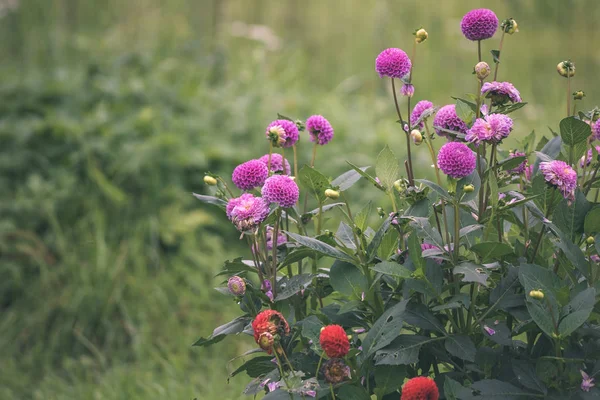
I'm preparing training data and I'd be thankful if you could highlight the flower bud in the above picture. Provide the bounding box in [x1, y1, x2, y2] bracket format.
[415, 28, 428, 43]
[410, 130, 423, 145]
[587, 236, 596, 245]
[463, 184, 475, 193]
[474, 61, 491, 80]
[529, 290, 544, 300]
[227, 276, 246, 296]
[325, 189, 340, 199]
[501, 18, 518, 34]
[377, 207, 385, 217]
[557, 60, 575, 78]
[393, 180, 403, 192]
[573, 90, 585, 100]
[401, 83, 415, 98]
[204, 175, 218, 186]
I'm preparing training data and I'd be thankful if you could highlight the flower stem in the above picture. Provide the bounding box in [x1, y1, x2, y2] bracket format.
[492, 31, 506, 81]
[293, 144, 299, 177]
[567, 71, 572, 117]
[315, 351, 325, 379]
[310, 142, 318, 167]
[453, 199, 460, 262]
[391, 78, 414, 186]
[477, 40, 482, 63]
[528, 196, 555, 263]
[268, 142, 273, 175]
[330, 384, 336, 399]
[271, 208, 282, 298]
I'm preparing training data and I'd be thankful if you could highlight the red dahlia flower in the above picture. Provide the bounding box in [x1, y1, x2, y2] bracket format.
[401, 376, 439, 400]
[251, 310, 290, 354]
[319, 325, 350, 358]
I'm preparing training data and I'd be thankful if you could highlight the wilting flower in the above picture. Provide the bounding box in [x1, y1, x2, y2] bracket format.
[481, 81, 522, 106]
[232, 159, 269, 190]
[226, 194, 270, 232]
[557, 60, 575, 78]
[259, 153, 291, 175]
[252, 310, 290, 354]
[592, 119, 600, 141]
[227, 276, 246, 296]
[322, 359, 351, 384]
[320, 325, 350, 358]
[433, 104, 468, 139]
[306, 115, 334, 145]
[421, 243, 443, 265]
[401, 376, 439, 400]
[266, 119, 300, 148]
[508, 151, 528, 175]
[437, 142, 477, 179]
[401, 83, 415, 97]
[262, 175, 300, 208]
[411, 100, 434, 130]
[581, 370, 595, 392]
[460, 9, 499, 41]
[465, 114, 513, 145]
[580, 146, 600, 167]
[474, 61, 491, 80]
[539, 160, 577, 202]
[375, 48, 412, 79]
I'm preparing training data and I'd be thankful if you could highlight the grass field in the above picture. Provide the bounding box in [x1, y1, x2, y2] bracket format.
[1, 1, 600, 399]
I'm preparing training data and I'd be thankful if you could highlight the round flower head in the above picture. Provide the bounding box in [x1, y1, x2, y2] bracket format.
[433, 104, 468, 139]
[262, 175, 300, 208]
[227, 276, 246, 296]
[252, 310, 290, 354]
[322, 359, 351, 384]
[437, 142, 476, 179]
[375, 48, 412, 79]
[401, 376, 439, 400]
[266, 119, 299, 148]
[539, 160, 578, 202]
[226, 194, 270, 232]
[319, 324, 350, 358]
[306, 115, 334, 145]
[465, 114, 513, 145]
[231, 159, 269, 190]
[481, 81, 522, 106]
[461, 8, 498, 41]
[580, 146, 600, 167]
[508, 150, 528, 175]
[411, 100, 434, 130]
[592, 119, 600, 141]
[259, 153, 291, 175]
[401, 83, 415, 97]
[421, 243, 443, 265]
[474, 61, 491, 80]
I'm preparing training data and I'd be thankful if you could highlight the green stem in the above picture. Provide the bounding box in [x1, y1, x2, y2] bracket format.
[273, 350, 294, 399]
[271, 209, 282, 298]
[391, 77, 414, 186]
[567, 70, 572, 117]
[293, 144, 299, 178]
[492, 31, 505, 81]
[477, 40, 482, 63]
[453, 200, 460, 262]
[268, 142, 273, 175]
[329, 384, 336, 400]
[315, 351, 325, 379]
[465, 284, 476, 332]
[528, 196, 555, 263]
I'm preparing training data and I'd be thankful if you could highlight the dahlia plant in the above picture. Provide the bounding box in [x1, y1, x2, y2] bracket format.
[195, 8, 600, 400]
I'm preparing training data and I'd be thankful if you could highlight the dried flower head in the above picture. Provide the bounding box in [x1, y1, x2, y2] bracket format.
[461, 9, 499, 41]
[226, 194, 270, 232]
[437, 142, 476, 179]
[539, 160, 578, 202]
[252, 310, 290, 354]
[306, 115, 334, 145]
[481, 81, 522, 106]
[232, 159, 269, 190]
[433, 104, 468, 138]
[319, 325, 350, 358]
[322, 359, 351, 384]
[375, 48, 412, 79]
[262, 175, 300, 208]
[266, 119, 300, 148]
[401, 376, 439, 400]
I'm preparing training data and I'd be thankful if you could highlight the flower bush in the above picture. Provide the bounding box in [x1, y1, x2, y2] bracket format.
[194, 8, 600, 399]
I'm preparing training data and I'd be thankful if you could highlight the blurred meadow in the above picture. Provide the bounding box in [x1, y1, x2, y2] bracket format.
[1, 0, 600, 399]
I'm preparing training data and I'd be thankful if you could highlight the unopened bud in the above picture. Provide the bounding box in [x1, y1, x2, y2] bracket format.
[474, 61, 491, 80]
[204, 175, 218, 186]
[502, 18, 518, 34]
[393, 180, 403, 192]
[529, 290, 544, 300]
[463, 184, 475, 193]
[268, 125, 287, 147]
[410, 130, 423, 145]
[377, 207, 385, 217]
[325, 189, 340, 199]
[557, 60, 575, 78]
[573, 90, 585, 100]
[415, 28, 428, 43]
[227, 276, 246, 296]
[587, 236, 596, 245]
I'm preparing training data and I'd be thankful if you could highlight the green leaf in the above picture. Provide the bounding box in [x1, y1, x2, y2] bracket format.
[493, 102, 527, 115]
[274, 274, 313, 301]
[454, 262, 490, 287]
[192, 193, 227, 209]
[371, 261, 412, 278]
[404, 303, 447, 333]
[300, 315, 323, 353]
[489, 266, 521, 312]
[456, 170, 481, 203]
[553, 190, 591, 241]
[286, 232, 356, 263]
[533, 136, 562, 175]
[445, 335, 476, 362]
[297, 165, 330, 202]
[346, 161, 382, 189]
[415, 179, 451, 200]
[405, 217, 444, 250]
[585, 207, 600, 235]
[526, 297, 558, 338]
[354, 201, 372, 232]
[512, 360, 547, 395]
[407, 232, 425, 274]
[470, 242, 514, 262]
[497, 155, 528, 172]
[471, 379, 536, 398]
[491, 49, 500, 63]
[444, 377, 470, 400]
[558, 287, 596, 337]
[560, 116, 591, 145]
[337, 384, 370, 400]
[230, 356, 276, 378]
[367, 215, 392, 261]
[329, 260, 367, 298]
[374, 365, 406, 395]
[375, 335, 441, 365]
[331, 166, 370, 191]
[378, 228, 399, 260]
[193, 316, 251, 347]
[279, 248, 316, 269]
[455, 98, 476, 125]
[544, 222, 590, 278]
[362, 300, 408, 358]
[518, 263, 563, 305]
[376, 145, 400, 191]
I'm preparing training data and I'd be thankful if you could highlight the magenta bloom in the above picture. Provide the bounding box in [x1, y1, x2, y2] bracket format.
[411, 100, 434, 130]
[262, 175, 299, 208]
[433, 104, 468, 139]
[266, 119, 299, 148]
[375, 48, 412, 79]
[581, 370, 595, 392]
[232, 159, 269, 190]
[400, 83, 415, 97]
[226, 193, 270, 232]
[259, 153, 291, 175]
[306, 115, 334, 145]
[437, 142, 476, 179]
[266, 226, 287, 251]
[461, 9, 498, 41]
[481, 81, 522, 106]
[421, 243, 443, 265]
[539, 160, 578, 202]
[508, 151, 528, 175]
[465, 114, 513, 145]
[580, 146, 600, 167]
[592, 119, 600, 141]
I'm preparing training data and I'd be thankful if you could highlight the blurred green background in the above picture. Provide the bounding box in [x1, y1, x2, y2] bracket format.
[1, 1, 599, 399]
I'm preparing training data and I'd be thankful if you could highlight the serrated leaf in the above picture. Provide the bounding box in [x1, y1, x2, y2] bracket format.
[331, 166, 370, 191]
[445, 335, 476, 362]
[470, 242, 514, 262]
[274, 274, 313, 301]
[329, 260, 367, 298]
[544, 221, 590, 278]
[230, 356, 276, 378]
[404, 302, 447, 333]
[354, 201, 372, 232]
[560, 116, 591, 145]
[193, 316, 251, 347]
[493, 102, 527, 115]
[454, 262, 490, 287]
[375, 335, 440, 365]
[407, 232, 425, 274]
[471, 379, 535, 398]
[346, 161, 381, 188]
[371, 261, 412, 278]
[337, 384, 370, 400]
[455, 98, 476, 125]
[300, 315, 323, 353]
[376, 145, 400, 191]
[286, 232, 356, 263]
[553, 190, 591, 241]
[367, 215, 392, 261]
[405, 217, 444, 250]
[444, 376, 470, 400]
[457, 170, 481, 203]
[416, 179, 451, 200]
[374, 365, 406, 394]
[512, 360, 547, 395]
[298, 165, 330, 202]
[362, 300, 407, 358]
[558, 287, 596, 336]
[491, 49, 500, 63]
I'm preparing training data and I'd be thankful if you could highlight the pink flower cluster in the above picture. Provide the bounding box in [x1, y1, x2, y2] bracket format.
[306, 115, 334, 145]
[375, 48, 412, 79]
[437, 142, 476, 179]
[266, 119, 299, 148]
[232, 159, 269, 190]
[259, 153, 291, 175]
[460, 8, 498, 41]
[262, 175, 299, 208]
